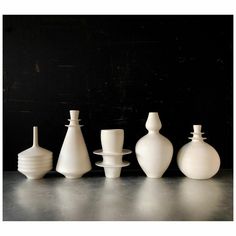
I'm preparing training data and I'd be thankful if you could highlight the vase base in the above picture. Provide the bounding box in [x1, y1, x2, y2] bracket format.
[105, 175, 120, 179]
[56, 167, 91, 179]
[146, 175, 163, 178]
[104, 167, 122, 178]
[64, 175, 83, 179]
[185, 175, 214, 180]
[26, 175, 45, 180]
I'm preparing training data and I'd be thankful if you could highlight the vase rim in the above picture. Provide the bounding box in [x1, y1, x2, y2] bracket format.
[101, 129, 124, 132]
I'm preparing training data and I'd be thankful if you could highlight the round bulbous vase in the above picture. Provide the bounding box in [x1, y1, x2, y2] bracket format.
[177, 125, 220, 180]
[135, 112, 173, 178]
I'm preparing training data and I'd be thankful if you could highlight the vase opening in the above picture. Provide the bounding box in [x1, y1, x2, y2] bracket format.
[101, 129, 123, 132]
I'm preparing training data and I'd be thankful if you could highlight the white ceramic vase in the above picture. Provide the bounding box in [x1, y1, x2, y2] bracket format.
[56, 110, 91, 179]
[18, 126, 53, 179]
[177, 125, 220, 179]
[135, 112, 173, 178]
[93, 129, 131, 178]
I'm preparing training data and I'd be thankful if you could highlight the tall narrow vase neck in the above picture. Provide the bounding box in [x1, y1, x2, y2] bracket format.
[145, 112, 162, 133]
[32, 126, 39, 147]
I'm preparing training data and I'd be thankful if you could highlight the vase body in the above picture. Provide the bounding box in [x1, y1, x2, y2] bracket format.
[56, 110, 91, 178]
[135, 112, 173, 178]
[177, 125, 220, 179]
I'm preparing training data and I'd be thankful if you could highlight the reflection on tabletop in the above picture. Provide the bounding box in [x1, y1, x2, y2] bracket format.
[4, 171, 232, 221]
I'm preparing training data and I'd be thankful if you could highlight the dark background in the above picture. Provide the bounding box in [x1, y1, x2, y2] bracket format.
[3, 15, 233, 172]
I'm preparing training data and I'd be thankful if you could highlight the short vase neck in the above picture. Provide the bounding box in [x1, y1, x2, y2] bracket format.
[191, 138, 204, 142]
[148, 130, 159, 134]
[189, 125, 206, 142]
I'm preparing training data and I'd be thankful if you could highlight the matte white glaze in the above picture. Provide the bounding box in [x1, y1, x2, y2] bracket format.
[17, 126, 53, 179]
[56, 110, 91, 179]
[135, 112, 173, 178]
[93, 129, 131, 178]
[177, 125, 220, 179]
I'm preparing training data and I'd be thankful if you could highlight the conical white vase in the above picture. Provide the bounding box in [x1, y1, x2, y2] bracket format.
[135, 112, 173, 178]
[177, 125, 220, 179]
[56, 110, 91, 179]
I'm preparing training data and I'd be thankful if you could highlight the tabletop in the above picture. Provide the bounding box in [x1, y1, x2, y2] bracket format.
[3, 170, 233, 221]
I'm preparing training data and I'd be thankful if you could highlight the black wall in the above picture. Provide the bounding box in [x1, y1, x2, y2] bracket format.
[3, 15, 233, 171]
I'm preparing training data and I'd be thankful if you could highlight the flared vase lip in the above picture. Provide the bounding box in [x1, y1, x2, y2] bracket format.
[193, 124, 203, 132]
[69, 110, 80, 120]
[148, 112, 159, 114]
[69, 109, 80, 112]
[147, 112, 160, 116]
[101, 129, 124, 132]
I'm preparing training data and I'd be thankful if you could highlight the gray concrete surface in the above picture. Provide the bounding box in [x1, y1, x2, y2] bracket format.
[3, 170, 233, 221]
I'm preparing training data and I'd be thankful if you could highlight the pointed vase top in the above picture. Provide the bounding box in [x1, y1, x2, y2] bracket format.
[145, 112, 162, 132]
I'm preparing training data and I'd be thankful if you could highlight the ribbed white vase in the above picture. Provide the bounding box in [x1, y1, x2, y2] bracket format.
[18, 126, 53, 179]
